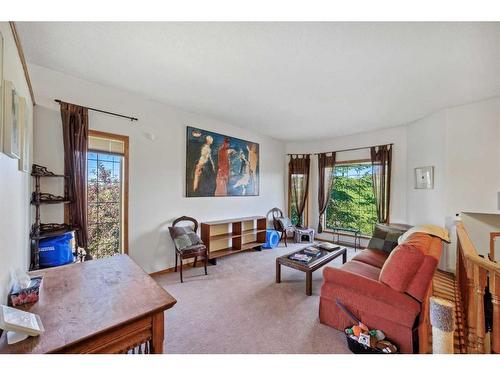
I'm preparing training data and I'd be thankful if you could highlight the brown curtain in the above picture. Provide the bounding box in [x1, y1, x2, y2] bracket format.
[60, 102, 89, 252]
[317, 152, 336, 233]
[370, 145, 392, 224]
[288, 154, 310, 227]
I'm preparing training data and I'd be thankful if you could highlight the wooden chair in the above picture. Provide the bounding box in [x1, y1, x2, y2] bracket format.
[169, 216, 208, 283]
[268, 207, 295, 247]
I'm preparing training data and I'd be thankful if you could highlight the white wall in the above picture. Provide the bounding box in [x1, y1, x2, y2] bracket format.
[445, 98, 500, 216]
[461, 213, 500, 260]
[0, 23, 34, 304]
[406, 111, 447, 227]
[285, 97, 500, 272]
[403, 97, 500, 271]
[286, 125, 408, 244]
[31, 64, 285, 274]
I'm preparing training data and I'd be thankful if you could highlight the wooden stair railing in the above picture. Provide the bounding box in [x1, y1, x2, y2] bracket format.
[456, 221, 500, 353]
[429, 270, 466, 353]
[489, 232, 500, 262]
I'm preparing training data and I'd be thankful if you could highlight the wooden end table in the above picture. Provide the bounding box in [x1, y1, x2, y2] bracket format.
[275, 245, 347, 296]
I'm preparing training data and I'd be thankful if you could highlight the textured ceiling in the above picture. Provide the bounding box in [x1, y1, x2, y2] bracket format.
[17, 22, 500, 141]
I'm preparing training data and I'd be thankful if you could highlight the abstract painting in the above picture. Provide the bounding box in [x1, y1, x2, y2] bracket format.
[186, 126, 259, 197]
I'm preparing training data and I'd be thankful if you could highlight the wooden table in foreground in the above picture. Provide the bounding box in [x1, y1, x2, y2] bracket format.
[276, 245, 347, 296]
[0, 255, 177, 354]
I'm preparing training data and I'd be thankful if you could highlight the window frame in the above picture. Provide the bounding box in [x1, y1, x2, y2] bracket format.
[322, 158, 376, 238]
[87, 130, 129, 254]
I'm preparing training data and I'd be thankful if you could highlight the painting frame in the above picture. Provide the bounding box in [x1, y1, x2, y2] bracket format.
[414, 166, 434, 189]
[17, 96, 29, 172]
[185, 126, 260, 197]
[3, 80, 20, 159]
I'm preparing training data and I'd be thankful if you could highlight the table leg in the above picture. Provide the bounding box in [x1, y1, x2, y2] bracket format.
[151, 311, 164, 354]
[276, 261, 281, 283]
[306, 271, 312, 296]
[342, 250, 347, 264]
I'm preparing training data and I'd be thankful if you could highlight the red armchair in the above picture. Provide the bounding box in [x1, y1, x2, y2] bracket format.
[319, 232, 442, 353]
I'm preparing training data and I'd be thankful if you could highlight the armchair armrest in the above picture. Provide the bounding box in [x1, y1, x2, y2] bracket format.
[322, 266, 421, 325]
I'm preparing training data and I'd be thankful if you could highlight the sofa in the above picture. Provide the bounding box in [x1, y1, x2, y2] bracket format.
[319, 225, 443, 353]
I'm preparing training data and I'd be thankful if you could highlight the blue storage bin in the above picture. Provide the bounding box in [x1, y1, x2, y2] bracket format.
[39, 233, 74, 268]
[262, 230, 280, 249]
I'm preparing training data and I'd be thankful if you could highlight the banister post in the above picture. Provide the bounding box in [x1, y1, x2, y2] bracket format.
[475, 265, 487, 354]
[466, 263, 478, 353]
[419, 282, 433, 354]
[491, 272, 500, 354]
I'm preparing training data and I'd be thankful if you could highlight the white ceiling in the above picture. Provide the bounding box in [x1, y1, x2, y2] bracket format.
[17, 22, 500, 141]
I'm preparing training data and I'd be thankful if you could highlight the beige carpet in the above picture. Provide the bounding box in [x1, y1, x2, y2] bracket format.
[154, 242, 356, 354]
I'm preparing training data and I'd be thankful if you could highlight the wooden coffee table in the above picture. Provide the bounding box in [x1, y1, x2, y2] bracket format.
[276, 244, 347, 296]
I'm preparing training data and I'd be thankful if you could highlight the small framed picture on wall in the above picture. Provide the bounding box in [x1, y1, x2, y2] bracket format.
[415, 166, 434, 189]
[18, 96, 29, 172]
[2, 80, 20, 159]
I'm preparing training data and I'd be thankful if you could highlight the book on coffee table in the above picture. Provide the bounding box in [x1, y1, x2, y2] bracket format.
[289, 253, 312, 262]
[303, 247, 321, 255]
[316, 242, 341, 251]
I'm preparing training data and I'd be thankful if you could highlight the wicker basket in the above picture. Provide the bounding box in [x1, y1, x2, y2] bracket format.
[344, 328, 397, 354]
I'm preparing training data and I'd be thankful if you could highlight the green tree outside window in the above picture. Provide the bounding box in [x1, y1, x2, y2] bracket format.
[87, 152, 123, 259]
[325, 163, 377, 236]
[290, 174, 305, 226]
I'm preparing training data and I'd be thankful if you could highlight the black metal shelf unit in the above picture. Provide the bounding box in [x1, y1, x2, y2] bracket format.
[30, 164, 78, 270]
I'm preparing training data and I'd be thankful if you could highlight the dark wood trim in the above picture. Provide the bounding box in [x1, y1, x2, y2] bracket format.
[88, 130, 130, 254]
[9, 22, 35, 105]
[149, 258, 201, 277]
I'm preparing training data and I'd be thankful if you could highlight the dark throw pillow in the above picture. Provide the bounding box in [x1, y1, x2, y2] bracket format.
[367, 224, 407, 253]
[169, 225, 202, 251]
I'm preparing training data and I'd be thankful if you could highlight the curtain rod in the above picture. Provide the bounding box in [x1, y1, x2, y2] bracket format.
[55, 99, 138, 122]
[287, 143, 393, 156]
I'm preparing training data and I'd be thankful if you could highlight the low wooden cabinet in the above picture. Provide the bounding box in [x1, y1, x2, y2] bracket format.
[201, 216, 267, 263]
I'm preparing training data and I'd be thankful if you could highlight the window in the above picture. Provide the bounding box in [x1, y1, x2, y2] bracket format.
[289, 174, 308, 226]
[324, 162, 377, 236]
[87, 131, 129, 259]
